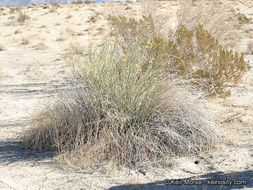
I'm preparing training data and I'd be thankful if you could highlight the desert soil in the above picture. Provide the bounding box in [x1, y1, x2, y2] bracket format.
[0, 1, 253, 189]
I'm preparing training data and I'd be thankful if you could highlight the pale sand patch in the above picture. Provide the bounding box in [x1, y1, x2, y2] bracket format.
[0, 1, 252, 189]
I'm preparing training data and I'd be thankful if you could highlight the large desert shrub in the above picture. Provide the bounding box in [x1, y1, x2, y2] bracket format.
[108, 15, 250, 97]
[24, 41, 219, 170]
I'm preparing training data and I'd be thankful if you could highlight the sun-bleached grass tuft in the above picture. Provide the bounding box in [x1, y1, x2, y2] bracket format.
[24, 41, 220, 171]
[237, 13, 251, 24]
[17, 10, 30, 23]
[33, 42, 48, 50]
[20, 37, 30, 45]
[87, 11, 101, 23]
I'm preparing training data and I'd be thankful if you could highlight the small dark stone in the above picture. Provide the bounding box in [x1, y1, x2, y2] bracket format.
[138, 169, 146, 175]
[194, 161, 199, 164]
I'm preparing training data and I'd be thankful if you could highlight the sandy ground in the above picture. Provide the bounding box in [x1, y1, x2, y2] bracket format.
[0, 1, 253, 189]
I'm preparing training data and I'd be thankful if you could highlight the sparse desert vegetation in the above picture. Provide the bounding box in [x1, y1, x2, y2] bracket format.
[87, 10, 101, 23]
[237, 13, 251, 24]
[20, 37, 30, 45]
[23, 11, 250, 171]
[108, 15, 250, 97]
[71, 0, 84, 4]
[33, 42, 48, 50]
[0, 0, 253, 189]
[17, 9, 30, 23]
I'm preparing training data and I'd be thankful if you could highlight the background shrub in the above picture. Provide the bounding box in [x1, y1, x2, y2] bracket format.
[108, 15, 250, 97]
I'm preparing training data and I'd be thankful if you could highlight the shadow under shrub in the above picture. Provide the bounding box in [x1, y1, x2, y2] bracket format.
[24, 42, 219, 170]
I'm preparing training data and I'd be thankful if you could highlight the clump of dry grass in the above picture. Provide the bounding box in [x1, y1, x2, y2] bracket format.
[33, 42, 47, 50]
[9, 7, 21, 14]
[24, 41, 220, 170]
[8, 16, 15, 20]
[87, 11, 101, 23]
[4, 8, 30, 26]
[17, 10, 30, 23]
[237, 13, 251, 24]
[20, 37, 30, 45]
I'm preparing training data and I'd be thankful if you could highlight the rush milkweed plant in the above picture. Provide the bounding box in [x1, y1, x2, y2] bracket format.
[24, 40, 219, 170]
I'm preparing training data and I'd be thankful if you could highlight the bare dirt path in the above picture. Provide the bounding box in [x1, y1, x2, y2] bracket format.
[0, 2, 253, 190]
